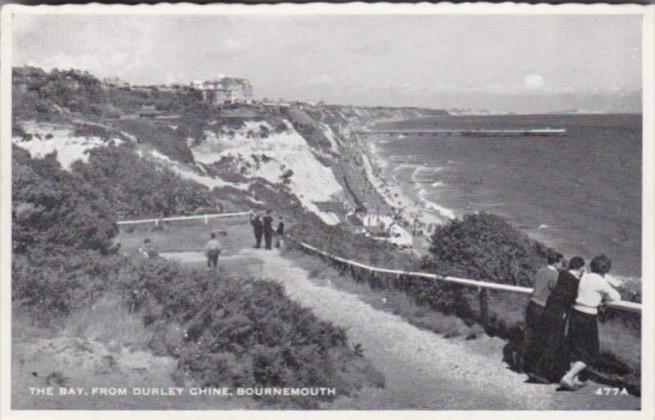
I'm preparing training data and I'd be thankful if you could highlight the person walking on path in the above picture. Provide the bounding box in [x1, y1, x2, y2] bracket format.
[560, 254, 621, 390]
[138, 238, 158, 258]
[262, 210, 274, 250]
[275, 217, 285, 248]
[250, 212, 263, 249]
[205, 232, 222, 270]
[522, 250, 564, 373]
[528, 256, 585, 384]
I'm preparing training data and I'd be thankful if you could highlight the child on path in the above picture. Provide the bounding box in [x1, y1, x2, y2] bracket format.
[138, 238, 158, 258]
[205, 232, 222, 270]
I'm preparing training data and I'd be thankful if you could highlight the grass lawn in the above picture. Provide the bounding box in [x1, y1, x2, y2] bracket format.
[115, 217, 256, 256]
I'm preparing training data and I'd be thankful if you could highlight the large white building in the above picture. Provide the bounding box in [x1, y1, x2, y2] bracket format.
[190, 76, 253, 105]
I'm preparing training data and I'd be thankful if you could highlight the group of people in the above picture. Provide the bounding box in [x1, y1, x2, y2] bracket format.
[138, 210, 286, 271]
[249, 210, 285, 250]
[522, 251, 621, 390]
[203, 210, 285, 269]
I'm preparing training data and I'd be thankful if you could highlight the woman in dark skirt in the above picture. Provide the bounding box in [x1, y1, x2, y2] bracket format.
[560, 254, 621, 390]
[528, 256, 586, 384]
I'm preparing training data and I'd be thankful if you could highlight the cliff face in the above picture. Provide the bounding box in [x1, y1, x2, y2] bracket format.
[11, 66, 439, 233]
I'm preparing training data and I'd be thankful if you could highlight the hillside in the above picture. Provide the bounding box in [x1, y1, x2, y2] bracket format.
[13, 66, 443, 242]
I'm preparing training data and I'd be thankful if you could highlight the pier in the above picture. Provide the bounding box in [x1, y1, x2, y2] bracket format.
[356, 128, 567, 137]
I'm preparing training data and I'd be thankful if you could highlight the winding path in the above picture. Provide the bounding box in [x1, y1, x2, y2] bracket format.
[163, 249, 640, 410]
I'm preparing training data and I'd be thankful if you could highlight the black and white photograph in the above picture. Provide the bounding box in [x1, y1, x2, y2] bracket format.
[0, 3, 653, 416]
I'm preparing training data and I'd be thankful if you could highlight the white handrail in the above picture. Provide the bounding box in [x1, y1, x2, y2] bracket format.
[290, 237, 642, 314]
[117, 211, 251, 225]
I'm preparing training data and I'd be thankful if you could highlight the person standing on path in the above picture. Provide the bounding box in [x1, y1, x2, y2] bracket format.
[262, 210, 274, 250]
[522, 250, 564, 373]
[275, 217, 285, 248]
[528, 256, 585, 384]
[560, 254, 621, 390]
[205, 232, 222, 270]
[138, 238, 158, 258]
[250, 212, 263, 249]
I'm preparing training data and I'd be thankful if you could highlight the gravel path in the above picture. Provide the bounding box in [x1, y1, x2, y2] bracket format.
[165, 249, 640, 410]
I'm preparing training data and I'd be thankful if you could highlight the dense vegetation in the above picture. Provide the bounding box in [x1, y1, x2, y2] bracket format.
[13, 67, 107, 119]
[12, 146, 118, 254]
[12, 145, 122, 320]
[423, 213, 553, 286]
[12, 66, 204, 121]
[119, 257, 372, 407]
[71, 145, 220, 218]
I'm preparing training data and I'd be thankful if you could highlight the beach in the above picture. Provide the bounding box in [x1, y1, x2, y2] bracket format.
[348, 127, 453, 254]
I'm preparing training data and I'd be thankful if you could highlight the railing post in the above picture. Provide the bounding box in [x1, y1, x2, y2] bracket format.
[479, 288, 489, 327]
[204, 214, 209, 225]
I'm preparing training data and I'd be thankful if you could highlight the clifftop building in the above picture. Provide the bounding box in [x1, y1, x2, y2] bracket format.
[191, 76, 253, 105]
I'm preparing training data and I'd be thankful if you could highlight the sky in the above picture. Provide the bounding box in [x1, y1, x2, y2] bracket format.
[12, 13, 643, 112]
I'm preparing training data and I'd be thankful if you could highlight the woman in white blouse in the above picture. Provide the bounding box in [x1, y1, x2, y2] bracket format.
[560, 254, 621, 390]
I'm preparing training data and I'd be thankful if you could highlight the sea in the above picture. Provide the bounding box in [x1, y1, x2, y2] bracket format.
[371, 114, 642, 283]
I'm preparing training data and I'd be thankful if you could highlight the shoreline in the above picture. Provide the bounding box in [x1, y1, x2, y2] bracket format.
[349, 125, 455, 255]
[348, 118, 641, 289]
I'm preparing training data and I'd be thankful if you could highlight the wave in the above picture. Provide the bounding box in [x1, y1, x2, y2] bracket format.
[417, 188, 456, 220]
[393, 163, 421, 173]
[411, 165, 444, 184]
[606, 273, 641, 290]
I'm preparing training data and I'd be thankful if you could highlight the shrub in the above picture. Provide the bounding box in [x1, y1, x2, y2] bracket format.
[12, 249, 123, 324]
[12, 146, 118, 254]
[70, 145, 218, 218]
[423, 213, 552, 286]
[116, 257, 363, 405]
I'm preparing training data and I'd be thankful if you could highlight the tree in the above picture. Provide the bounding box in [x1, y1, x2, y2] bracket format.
[422, 212, 553, 286]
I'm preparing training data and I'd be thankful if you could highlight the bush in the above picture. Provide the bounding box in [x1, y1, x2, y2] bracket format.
[12, 249, 123, 324]
[423, 213, 552, 286]
[117, 257, 363, 405]
[12, 146, 118, 254]
[70, 145, 219, 219]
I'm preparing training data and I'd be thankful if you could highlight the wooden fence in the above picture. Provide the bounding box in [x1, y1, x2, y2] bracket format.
[286, 236, 642, 317]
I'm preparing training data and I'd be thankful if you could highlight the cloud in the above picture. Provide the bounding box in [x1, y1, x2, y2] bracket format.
[523, 74, 545, 90]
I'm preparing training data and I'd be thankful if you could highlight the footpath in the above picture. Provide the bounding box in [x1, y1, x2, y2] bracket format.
[164, 248, 640, 410]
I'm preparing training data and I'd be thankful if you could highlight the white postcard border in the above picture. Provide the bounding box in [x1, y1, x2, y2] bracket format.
[1, 3, 653, 419]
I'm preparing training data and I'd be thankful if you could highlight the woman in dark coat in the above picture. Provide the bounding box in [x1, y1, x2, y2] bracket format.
[249, 212, 263, 248]
[527, 256, 586, 383]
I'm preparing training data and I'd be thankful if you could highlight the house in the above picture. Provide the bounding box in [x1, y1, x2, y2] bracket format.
[190, 75, 254, 105]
